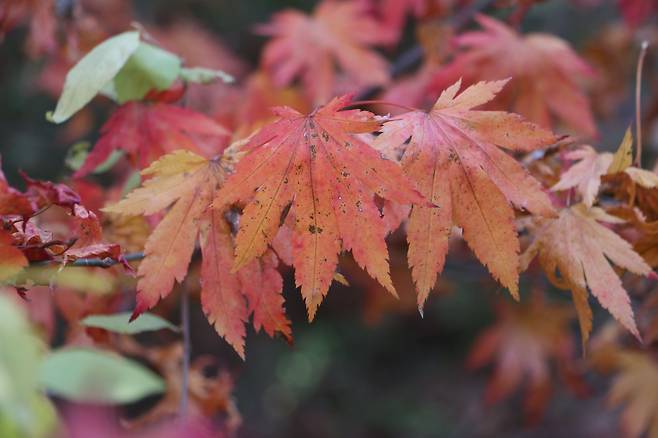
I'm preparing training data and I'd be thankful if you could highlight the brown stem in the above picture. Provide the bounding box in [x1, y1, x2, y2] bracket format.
[635, 41, 649, 167]
[180, 285, 191, 417]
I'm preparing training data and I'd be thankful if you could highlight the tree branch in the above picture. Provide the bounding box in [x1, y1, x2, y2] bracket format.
[30, 251, 145, 268]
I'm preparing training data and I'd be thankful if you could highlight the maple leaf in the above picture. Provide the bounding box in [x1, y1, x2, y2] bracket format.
[428, 14, 597, 137]
[0, 158, 33, 217]
[0, 229, 28, 281]
[21, 171, 82, 212]
[212, 95, 424, 320]
[1, 159, 127, 269]
[75, 102, 229, 178]
[63, 204, 127, 267]
[374, 79, 557, 309]
[104, 150, 291, 358]
[520, 203, 652, 343]
[551, 146, 613, 207]
[256, 0, 390, 103]
[552, 129, 658, 207]
[1, 161, 86, 218]
[467, 294, 585, 424]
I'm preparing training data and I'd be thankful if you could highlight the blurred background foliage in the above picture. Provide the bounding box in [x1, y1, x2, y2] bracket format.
[1, 0, 658, 437]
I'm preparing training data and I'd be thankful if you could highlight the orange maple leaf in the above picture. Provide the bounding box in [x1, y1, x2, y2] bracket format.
[521, 204, 652, 343]
[212, 95, 425, 320]
[374, 79, 557, 309]
[256, 0, 390, 103]
[104, 150, 291, 358]
[75, 102, 229, 178]
[428, 14, 597, 137]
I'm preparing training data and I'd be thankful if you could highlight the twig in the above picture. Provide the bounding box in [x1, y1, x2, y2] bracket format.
[31, 251, 145, 268]
[635, 41, 649, 167]
[180, 285, 191, 416]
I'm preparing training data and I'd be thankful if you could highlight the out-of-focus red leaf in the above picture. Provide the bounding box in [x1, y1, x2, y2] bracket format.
[428, 14, 597, 137]
[256, 0, 391, 103]
[75, 102, 230, 178]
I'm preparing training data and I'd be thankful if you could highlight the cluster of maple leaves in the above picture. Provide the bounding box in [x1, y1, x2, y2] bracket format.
[3, 0, 658, 435]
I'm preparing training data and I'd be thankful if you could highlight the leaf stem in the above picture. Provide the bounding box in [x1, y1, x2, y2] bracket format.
[634, 41, 649, 167]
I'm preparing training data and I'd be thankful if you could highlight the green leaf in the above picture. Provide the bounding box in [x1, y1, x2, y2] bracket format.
[13, 267, 117, 295]
[180, 66, 234, 84]
[0, 295, 57, 438]
[113, 42, 182, 103]
[39, 348, 164, 404]
[121, 171, 142, 197]
[65, 143, 124, 174]
[81, 312, 179, 334]
[48, 31, 140, 124]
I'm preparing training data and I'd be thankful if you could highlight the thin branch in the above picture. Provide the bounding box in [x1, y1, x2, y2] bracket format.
[31, 251, 145, 268]
[180, 285, 191, 416]
[635, 40, 649, 167]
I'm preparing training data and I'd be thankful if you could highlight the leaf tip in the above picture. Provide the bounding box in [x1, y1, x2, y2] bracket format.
[45, 111, 58, 124]
[130, 303, 148, 322]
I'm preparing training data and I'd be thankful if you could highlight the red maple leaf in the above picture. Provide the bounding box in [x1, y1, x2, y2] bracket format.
[75, 102, 230, 178]
[213, 95, 425, 319]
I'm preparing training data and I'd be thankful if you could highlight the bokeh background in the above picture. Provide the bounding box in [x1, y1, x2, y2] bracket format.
[2, 0, 658, 437]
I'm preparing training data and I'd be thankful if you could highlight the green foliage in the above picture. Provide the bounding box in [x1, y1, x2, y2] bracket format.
[39, 348, 165, 404]
[0, 295, 57, 438]
[81, 312, 179, 334]
[113, 42, 182, 103]
[180, 66, 234, 84]
[65, 142, 124, 174]
[48, 31, 140, 123]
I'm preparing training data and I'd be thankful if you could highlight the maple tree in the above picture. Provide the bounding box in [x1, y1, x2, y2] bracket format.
[1, 0, 658, 436]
